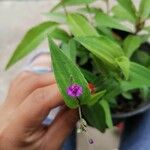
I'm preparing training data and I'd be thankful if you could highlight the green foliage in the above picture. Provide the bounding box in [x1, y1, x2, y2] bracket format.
[115, 56, 130, 80]
[80, 68, 101, 85]
[82, 103, 107, 132]
[135, 51, 150, 67]
[88, 90, 106, 106]
[67, 13, 99, 36]
[139, 0, 150, 21]
[51, 0, 95, 12]
[112, 5, 136, 23]
[44, 12, 66, 23]
[61, 39, 77, 62]
[6, 0, 150, 133]
[76, 36, 124, 64]
[6, 22, 57, 69]
[99, 99, 113, 128]
[121, 62, 150, 91]
[95, 12, 131, 32]
[123, 35, 143, 58]
[83, 99, 113, 132]
[117, 0, 137, 21]
[50, 28, 70, 42]
[48, 38, 91, 108]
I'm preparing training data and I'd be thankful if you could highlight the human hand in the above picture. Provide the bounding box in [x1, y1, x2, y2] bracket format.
[0, 71, 78, 150]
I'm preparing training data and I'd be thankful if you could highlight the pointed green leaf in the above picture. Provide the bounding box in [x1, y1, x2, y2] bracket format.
[139, 0, 150, 21]
[135, 51, 150, 66]
[123, 35, 143, 58]
[44, 12, 66, 23]
[88, 90, 106, 106]
[6, 22, 57, 69]
[122, 92, 133, 100]
[77, 7, 102, 15]
[50, 28, 70, 42]
[51, 0, 95, 12]
[121, 62, 150, 91]
[95, 12, 131, 32]
[117, 0, 137, 21]
[48, 38, 91, 108]
[75, 36, 124, 67]
[99, 99, 113, 128]
[82, 103, 107, 132]
[61, 39, 76, 62]
[63, 0, 94, 5]
[97, 26, 116, 41]
[115, 56, 130, 80]
[80, 68, 100, 85]
[112, 5, 136, 23]
[67, 13, 99, 36]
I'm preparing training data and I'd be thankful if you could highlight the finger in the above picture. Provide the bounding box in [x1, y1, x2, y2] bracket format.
[14, 84, 64, 127]
[43, 108, 78, 150]
[5, 71, 55, 108]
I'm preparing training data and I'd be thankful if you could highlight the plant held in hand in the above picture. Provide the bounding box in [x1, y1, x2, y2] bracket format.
[6, 0, 150, 133]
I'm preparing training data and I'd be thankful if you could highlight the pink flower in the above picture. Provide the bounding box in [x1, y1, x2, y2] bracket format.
[67, 84, 83, 98]
[89, 138, 94, 144]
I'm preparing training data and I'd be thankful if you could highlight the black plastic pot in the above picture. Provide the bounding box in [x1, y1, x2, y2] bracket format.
[112, 101, 150, 122]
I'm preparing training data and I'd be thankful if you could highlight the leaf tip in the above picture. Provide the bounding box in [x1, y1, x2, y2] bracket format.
[5, 60, 12, 70]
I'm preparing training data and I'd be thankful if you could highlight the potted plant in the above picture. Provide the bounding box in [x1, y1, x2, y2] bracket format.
[6, 0, 150, 133]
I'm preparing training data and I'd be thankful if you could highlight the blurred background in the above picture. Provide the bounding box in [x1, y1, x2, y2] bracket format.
[0, 1, 121, 149]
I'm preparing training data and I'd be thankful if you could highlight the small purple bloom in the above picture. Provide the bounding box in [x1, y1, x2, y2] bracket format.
[67, 84, 83, 98]
[89, 138, 94, 144]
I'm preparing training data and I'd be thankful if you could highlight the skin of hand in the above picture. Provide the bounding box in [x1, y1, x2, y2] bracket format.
[0, 71, 78, 150]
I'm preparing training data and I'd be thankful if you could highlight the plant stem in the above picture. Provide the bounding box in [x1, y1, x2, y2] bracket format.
[106, 0, 109, 14]
[86, 4, 91, 13]
[135, 19, 145, 34]
[77, 98, 82, 119]
[86, 4, 93, 25]
[63, 4, 68, 16]
[78, 105, 82, 120]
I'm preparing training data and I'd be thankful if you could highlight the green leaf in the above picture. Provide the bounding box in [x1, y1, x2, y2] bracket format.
[121, 62, 150, 91]
[67, 13, 99, 36]
[48, 38, 91, 108]
[117, 0, 137, 21]
[115, 56, 130, 80]
[123, 35, 143, 58]
[77, 7, 102, 15]
[91, 54, 112, 75]
[97, 26, 116, 41]
[63, 0, 94, 5]
[50, 28, 70, 42]
[75, 36, 124, 67]
[6, 22, 57, 69]
[82, 103, 107, 132]
[122, 92, 133, 100]
[95, 12, 131, 32]
[88, 90, 106, 106]
[135, 51, 150, 66]
[61, 39, 77, 62]
[139, 0, 150, 21]
[80, 68, 100, 85]
[140, 87, 150, 101]
[112, 5, 136, 23]
[99, 99, 113, 128]
[51, 0, 95, 12]
[44, 12, 66, 23]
